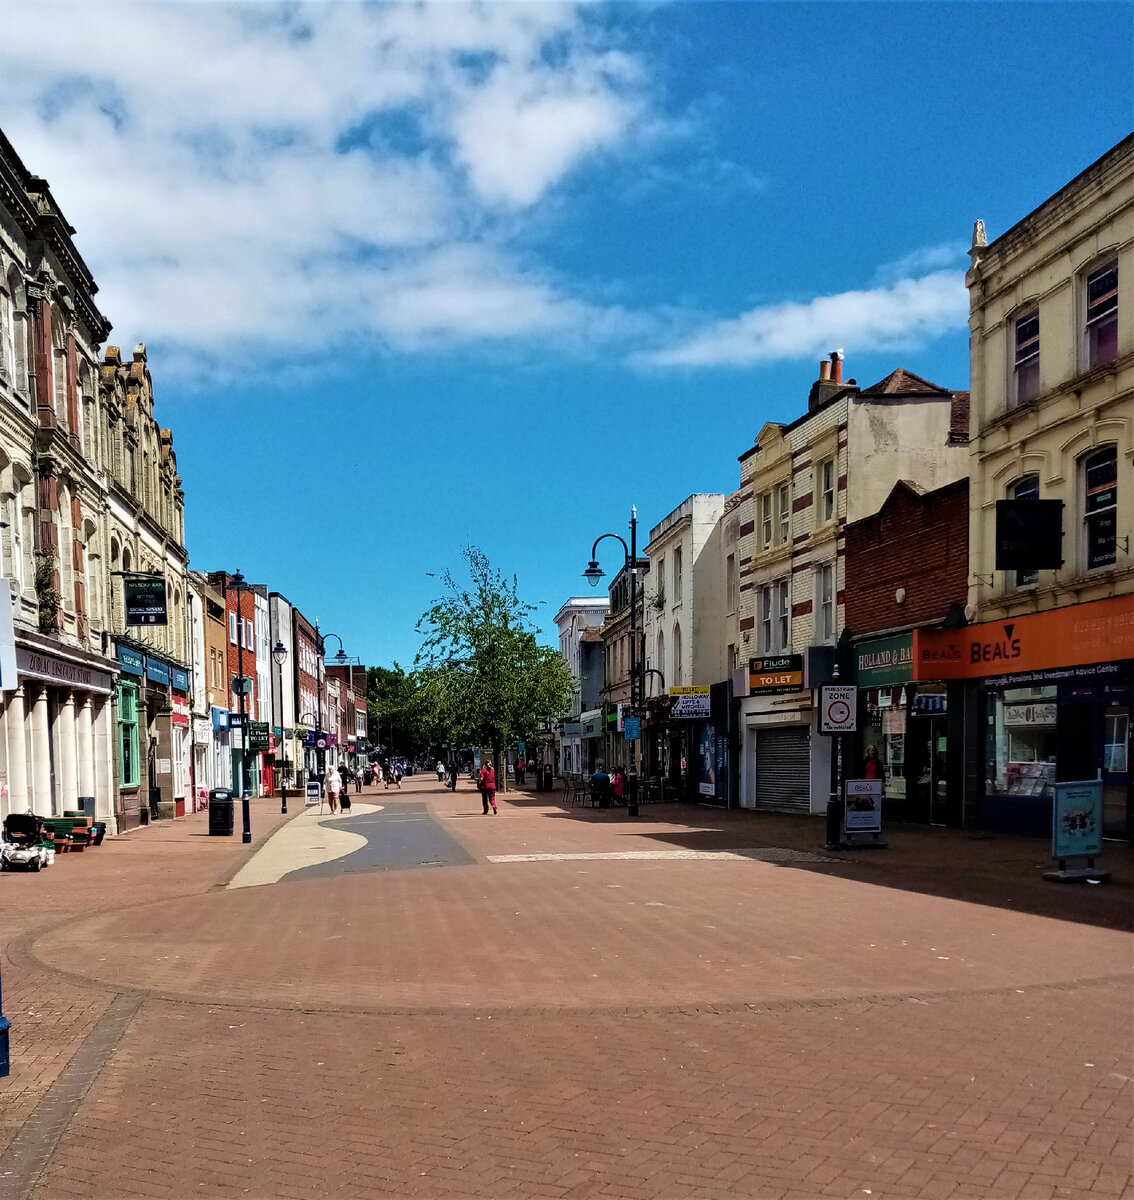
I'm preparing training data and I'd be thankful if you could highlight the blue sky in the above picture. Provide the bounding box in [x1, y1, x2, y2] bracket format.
[2, 2, 1131, 668]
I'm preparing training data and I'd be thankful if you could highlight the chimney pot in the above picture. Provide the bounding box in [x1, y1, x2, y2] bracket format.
[819, 360, 831, 381]
[830, 350, 843, 384]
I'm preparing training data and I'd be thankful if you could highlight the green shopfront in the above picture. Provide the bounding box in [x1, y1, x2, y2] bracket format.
[854, 631, 965, 827]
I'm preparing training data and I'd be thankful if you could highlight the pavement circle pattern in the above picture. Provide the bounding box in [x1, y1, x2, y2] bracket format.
[2, 780, 1132, 1200]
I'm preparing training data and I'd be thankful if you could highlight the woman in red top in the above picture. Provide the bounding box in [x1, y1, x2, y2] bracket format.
[611, 768, 626, 804]
[479, 762, 497, 814]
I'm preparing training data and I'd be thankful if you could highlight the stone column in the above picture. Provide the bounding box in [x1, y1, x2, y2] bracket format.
[92, 696, 118, 835]
[30, 686, 53, 816]
[5, 686, 29, 816]
[58, 690, 79, 811]
[77, 693, 95, 802]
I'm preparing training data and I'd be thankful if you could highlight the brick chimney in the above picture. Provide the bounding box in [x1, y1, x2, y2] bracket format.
[808, 350, 848, 411]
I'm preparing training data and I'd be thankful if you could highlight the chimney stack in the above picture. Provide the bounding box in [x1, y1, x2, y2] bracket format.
[818, 359, 831, 381]
[830, 349, 843, 384]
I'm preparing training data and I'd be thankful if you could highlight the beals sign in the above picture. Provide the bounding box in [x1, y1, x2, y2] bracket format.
[748, 655, 804, 695]
[124, 575, 168, 626]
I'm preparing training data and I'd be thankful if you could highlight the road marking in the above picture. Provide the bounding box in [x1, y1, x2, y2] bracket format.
[486, 848, 833, 864]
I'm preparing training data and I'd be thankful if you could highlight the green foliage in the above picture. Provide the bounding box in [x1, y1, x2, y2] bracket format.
[414, 546, 574, 755]
[34, 551, 61, 633]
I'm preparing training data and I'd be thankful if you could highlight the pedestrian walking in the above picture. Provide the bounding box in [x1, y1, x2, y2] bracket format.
[478, 759, 497, 814]
[516, 756, 526, 786]
[436, 759, 446, 783]
[447, 761, 458, 790]
[611, 767, 626, 806]
[324, 764, 342, 814]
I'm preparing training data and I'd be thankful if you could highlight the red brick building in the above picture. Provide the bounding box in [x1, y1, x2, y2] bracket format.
[844, 479, 970, 827]
[208, 572, 259, 796]
[292, 609, 322, 785]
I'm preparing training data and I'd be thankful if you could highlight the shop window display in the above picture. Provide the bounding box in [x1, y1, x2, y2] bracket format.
[987, 686, 1056, 799]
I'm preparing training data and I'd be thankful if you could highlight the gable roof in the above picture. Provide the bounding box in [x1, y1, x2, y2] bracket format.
[859, 368, 953, 397]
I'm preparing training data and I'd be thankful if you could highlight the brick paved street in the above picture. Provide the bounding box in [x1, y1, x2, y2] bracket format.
[2, 776, 1132, 1200]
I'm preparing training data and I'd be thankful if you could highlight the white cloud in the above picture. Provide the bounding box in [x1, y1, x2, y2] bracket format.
[0, 1, 650, 362]
[638, 270, 969, 369]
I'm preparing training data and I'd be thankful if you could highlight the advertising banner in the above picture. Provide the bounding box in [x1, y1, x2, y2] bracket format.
[1052, 780, 1103, 859]
[0, 587, 16, 691]
[171, 696, 190, 727]
[249, 721, 271, 751]
[670, 686, 710, 718]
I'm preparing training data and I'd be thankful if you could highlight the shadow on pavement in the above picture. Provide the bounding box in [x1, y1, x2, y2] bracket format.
[509, 787, 1134, 934]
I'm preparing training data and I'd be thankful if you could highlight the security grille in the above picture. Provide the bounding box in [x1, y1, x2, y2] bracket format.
[754, 725, 810, 813]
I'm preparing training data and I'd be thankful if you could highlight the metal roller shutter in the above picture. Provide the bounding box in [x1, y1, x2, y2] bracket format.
[754, 725, 811, 813]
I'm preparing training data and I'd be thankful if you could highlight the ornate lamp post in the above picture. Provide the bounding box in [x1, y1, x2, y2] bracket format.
[228, 570, 253, 845]
[272, 638, 288, 814]
[584, 506, 649, 816]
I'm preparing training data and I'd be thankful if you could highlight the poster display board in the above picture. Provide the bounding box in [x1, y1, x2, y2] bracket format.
[844, 779, 882, 832]
[1052, 780, 1103, 859]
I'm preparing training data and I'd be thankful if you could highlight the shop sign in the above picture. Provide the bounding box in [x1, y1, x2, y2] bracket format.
[1004, 702, 1056, 727]
[623, 717, 641, 741]
[193, 717, 212, 745]
[994, 499, 1064, 571]
[670, 686, 710, 718]
[171, 696, 190, 726]
[17, 647, 113, 694]
[145, 657, 171, 687]
[170, 666, 190, 693]
[854, 634, 913, 688]
[248, 721, 271, 751]
[124, 575, 168, 626]
[914, 593, 1134, 681]
[562, 722, 583, 737]
[748, 654, 805, 695]
[844, 779, 882, 832]
[1052, 780, 1103, 859]
[211, 706, 230, 732]
[116, 644, 145, 677]
[581, 709, 603, 738]
[0, 587, 17, 691]
[819, 684, 857, 733]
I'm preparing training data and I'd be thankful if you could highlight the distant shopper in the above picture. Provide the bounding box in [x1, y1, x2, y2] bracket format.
[436, 759, 446, 783]
[479, 760, 497, 814]
[590, 764, 612, 807]
[863, 746, 885, 781]
[324, 764, 341, 814]
[516, 756, 526, 785]
[611, 767, 626, 805]
[447, 761, 458, 791]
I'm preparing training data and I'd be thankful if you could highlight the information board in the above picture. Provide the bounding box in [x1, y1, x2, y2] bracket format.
[819, 684, 857, 733]
[1052, 780, 1103, 859]
[844, 779, 882, 832]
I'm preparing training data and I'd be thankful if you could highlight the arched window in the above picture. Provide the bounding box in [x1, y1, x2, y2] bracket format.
[86, 524, 102, 627]
[672, 622, 683, 686]
[1083, 445, 1118, 571]
[6, 267, 27, 399]
[58, 480, 73, 608]
[1010, 475, 1040, 587]
[51, 306, 68, 431]
[0, 269, 13, 385]
[656, 631, 665, 687]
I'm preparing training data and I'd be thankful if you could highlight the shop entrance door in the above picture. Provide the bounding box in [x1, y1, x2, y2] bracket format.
[1102, 694, 1130, 841]
[907, 715, 947, 825]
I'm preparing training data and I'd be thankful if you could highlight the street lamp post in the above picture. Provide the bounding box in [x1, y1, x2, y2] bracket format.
[584, 506, 649, 817]
[273, 639, 288, 814]
[228, 570, 253, 845]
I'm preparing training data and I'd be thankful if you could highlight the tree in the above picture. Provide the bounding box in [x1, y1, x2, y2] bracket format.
[416, 546, 573, 785]
[366, 664, 444, 761]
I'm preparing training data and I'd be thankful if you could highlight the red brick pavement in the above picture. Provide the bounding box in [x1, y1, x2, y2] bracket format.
[2, 776, 1132, 1200]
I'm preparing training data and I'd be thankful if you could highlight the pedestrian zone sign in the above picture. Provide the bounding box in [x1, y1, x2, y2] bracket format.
[820, 684, 857, 733]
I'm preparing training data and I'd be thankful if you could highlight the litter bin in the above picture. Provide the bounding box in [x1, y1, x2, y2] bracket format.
[542, 765, 554, 791]
[208, 788, 234, 837]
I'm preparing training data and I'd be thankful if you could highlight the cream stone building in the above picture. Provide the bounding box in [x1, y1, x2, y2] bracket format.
[734, 354, 969, 813]
[928, 133, 1134, 841]
[0, 129, 120, 829]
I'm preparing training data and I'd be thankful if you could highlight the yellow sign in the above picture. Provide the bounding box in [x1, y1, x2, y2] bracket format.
[669, 686, 710, 718]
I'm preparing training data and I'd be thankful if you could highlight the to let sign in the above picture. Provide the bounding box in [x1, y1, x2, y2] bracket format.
[748, 655, 804, 695]
[669, 687, 710, 719]
[820, 684, 857, 733]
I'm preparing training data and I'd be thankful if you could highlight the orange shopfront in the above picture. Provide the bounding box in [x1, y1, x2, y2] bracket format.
[915, 595, 1133, 841]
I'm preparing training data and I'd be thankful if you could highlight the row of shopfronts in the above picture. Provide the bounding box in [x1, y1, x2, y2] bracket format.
[571, 592, 1132, 844]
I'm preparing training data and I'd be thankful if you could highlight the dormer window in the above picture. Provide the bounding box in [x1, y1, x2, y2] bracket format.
[1086, 261, 1118, 369]
[1013, 311, 1039, 405]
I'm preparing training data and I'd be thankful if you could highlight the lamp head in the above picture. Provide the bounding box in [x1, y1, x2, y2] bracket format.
[583, 561, 604, 588]
[229, 570, 246, 589]
[272, 640, 288, 666]
[334, 650, 348, 665]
